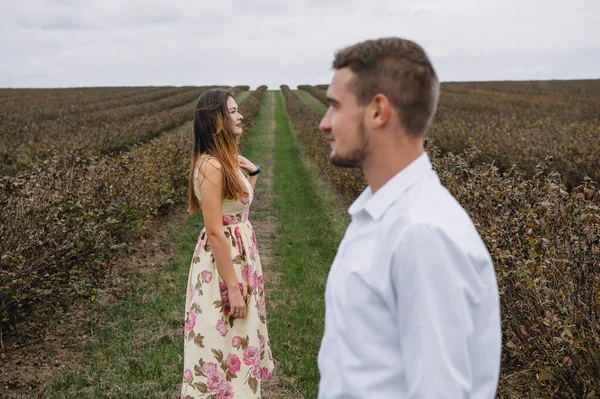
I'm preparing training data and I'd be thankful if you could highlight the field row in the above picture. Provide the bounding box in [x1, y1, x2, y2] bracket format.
[284, 85, 600, 397]
[0, 87, 220, 175]
[299, 81, 600, 188]
[0, 86, 158, 106]
[0, 87, 266, 339]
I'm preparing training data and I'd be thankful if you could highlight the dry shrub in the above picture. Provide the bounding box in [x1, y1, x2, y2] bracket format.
[0, 87, 217, 175]
[430, 80, 600, 189]
[0, 86, 158, 113]
[297, 85, 328, 106]
[0, 87, 182, 125]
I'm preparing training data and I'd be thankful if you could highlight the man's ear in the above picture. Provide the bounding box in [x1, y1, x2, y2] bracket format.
[369, 93, 392, 129]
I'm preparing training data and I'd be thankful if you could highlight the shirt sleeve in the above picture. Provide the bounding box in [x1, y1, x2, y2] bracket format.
[392, 223, 475, 398]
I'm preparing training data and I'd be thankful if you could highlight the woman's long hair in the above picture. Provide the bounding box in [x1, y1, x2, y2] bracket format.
[188, 89, 248, 214]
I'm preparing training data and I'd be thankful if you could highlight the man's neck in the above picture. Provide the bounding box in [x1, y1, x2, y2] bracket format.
[361, 139, 424, 194]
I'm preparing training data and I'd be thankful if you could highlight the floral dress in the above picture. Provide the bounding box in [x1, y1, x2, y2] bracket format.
[181, 157, 274, 399]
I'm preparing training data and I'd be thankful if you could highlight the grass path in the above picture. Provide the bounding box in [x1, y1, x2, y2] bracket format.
[6, 89, 347, 399]
[237, 91, 303, 399]
[266, 92, 346, 398]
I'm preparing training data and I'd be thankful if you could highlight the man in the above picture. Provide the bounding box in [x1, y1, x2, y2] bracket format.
[317, 37, 502, 398]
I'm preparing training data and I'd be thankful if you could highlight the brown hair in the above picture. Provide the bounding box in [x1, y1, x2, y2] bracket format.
[333, 37, 439, 136]
[188, 89, 248, 214]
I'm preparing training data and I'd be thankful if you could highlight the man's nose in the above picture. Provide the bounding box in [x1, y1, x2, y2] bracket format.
[319, 118, 331, 132]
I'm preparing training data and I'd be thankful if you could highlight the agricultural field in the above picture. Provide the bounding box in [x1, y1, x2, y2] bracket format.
[1, 86, 213, 175]
[1, 82, 599, 398]
[290, 82, 600, 398]
[300, 81, 600, 188]
[0, 85, 259, 336]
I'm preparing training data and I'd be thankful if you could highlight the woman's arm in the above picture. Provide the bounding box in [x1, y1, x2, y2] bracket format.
[198, 158, 246, 318]
[247, 174, 258, 191]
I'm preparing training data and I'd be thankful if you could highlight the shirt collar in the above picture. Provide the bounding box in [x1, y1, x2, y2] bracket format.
[348, 152, 433, 220]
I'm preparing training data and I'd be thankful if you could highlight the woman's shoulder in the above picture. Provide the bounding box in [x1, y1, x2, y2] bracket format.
[196, 154, 222, 174]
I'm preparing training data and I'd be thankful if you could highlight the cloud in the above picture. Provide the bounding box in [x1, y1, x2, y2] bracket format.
[233, 0, 292, 16]
[0, 0, 599, 88]
[17, 15, 89, 31]
[11, 0, 233, 33]
[433, 47, 600, 82]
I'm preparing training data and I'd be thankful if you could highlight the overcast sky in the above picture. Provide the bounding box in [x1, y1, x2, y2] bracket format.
[1, 0, 599, 88]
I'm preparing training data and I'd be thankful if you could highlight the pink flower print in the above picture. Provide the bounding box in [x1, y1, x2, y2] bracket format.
[240, 197, 248, 205]
[222, 214, 236, 226]
[251, 230, 257, 247]
[248, 243, 256, 260]
[219, 282, 229, 300]
[216, 319, 228, 337]
[202, 270, 213, 283]
[242, 208, 250, 221]
[234, 227, 243, 254]
[184, 311, 197, 337]
[242, 264, 257, 290]
[202, 362, 218, 376]
[232, 336, 242, 348]
[219, 282, 231, 314]
[259, 297, 266, 318]
[252, 364, 261, 378]
[188, 282, 196, 301]
[247, 272, 257, 290]
[226, 354, 241, 373]
[183, 368, 193, 382]
[238, 282, 244, 296]
[257, 275, 264, 292]
[217, 384, 235, 399]
[242, 264, 251, 280]
[206, 371, 226, 391]
[261, 367, 273, 381]
[243, 346, 260, 367]
[259, 334, 265, 350]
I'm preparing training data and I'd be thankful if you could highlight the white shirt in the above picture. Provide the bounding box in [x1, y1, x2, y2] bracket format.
[318, 153, 501, 399]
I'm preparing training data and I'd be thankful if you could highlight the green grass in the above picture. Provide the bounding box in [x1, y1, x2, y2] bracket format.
[268, 92, 344, 398]
[47, 213, 201, 398]
[293, 90, 327, 117]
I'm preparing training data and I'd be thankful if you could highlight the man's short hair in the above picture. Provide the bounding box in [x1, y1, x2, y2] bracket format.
[333, 37, 440, 136]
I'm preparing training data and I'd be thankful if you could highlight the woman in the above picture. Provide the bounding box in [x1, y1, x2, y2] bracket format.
[181, 89, 274, 399]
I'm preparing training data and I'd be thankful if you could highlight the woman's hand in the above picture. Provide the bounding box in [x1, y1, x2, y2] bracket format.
[228, 286, 247, 318]
[238, 155, 258, 174]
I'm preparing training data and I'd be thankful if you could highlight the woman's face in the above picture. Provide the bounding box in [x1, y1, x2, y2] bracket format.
[227, 96, 244, 136]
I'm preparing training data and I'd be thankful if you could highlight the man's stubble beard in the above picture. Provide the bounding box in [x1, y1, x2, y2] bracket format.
[330, 121, 367, 169]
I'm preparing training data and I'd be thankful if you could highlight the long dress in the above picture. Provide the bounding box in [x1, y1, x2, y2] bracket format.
[181, 159, 274, 399]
